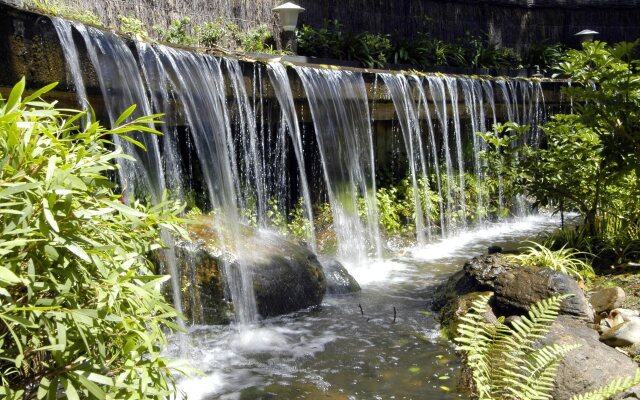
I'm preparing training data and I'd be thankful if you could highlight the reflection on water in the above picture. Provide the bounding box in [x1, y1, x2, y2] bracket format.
[172, 215, 561, 399]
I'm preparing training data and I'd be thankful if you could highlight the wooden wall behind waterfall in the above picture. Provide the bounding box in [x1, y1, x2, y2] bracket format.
[4, 0, 638, 51]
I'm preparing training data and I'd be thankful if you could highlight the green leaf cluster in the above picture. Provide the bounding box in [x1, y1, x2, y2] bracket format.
[0, 79, 187, 399]
[509, 241, 595, 282]
[28, 0, 102, 27]
[296, 22, 543, 70]
[456, 294, 640, 400]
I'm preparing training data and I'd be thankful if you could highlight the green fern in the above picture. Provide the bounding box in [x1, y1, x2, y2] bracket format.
[455, 294, 579, 400]
[569, 369, 640, 400]
[456, 294, 640, 400]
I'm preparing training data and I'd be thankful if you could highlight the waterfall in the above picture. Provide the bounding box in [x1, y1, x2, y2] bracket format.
[295, 66, 382, 266]
[51, 18, 90, 126]
[50, 15, 550, 328]
[225, 59, 267, 224]
[142, 45, 258, 325]
[266, 62, 316, 250]
[57, 23, 190, 345]
[427, 77, 456, 234]
[380, 73, 432, 243]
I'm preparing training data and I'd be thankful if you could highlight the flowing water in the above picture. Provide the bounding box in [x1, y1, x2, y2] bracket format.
[174, 215, 561, 399]
[49, 17, 556, 396]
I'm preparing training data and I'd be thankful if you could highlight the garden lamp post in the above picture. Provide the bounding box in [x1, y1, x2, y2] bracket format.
[273, 2, 305, 52]
[575, 29, 599, 43]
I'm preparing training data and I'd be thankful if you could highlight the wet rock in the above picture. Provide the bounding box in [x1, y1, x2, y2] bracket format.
[319, 257, 361, 295]
[156, 241, 232, 325]
[432, 254, 517, 312]
[439, 291, 496, 338]
[600, 319, 640, 348]
[540, 315, 640, 400]
[494, 267, 594, 321]
[487, 245, 502, 254]
[590, 287, 626, 313]
[234, 230, 325, 318]
[160, 219, 327, 323]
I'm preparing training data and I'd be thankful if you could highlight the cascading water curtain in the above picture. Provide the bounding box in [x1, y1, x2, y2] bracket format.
[295, 66, 382, 267]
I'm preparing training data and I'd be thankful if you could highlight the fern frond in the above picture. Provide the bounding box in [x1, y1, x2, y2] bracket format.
[570, 369, 640, 400]
[456, 293, 580, 400]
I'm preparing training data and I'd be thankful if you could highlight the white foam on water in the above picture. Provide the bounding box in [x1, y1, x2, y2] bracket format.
[173, 323, 338, 399]
[410, 215, 560, 262]
[347, 259, 412, 286]
[177, 373, 226, 400]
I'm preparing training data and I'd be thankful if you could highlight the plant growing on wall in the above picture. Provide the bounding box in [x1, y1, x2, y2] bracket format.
[154, 17, 194, 46]
[0, 79, 187, 399]
[118, 15, 149, 40]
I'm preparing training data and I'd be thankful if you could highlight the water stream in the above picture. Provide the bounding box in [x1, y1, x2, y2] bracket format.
[175, 215, 561, 399]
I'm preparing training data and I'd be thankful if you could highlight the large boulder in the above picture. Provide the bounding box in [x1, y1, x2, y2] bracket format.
[540, 315, 640, 400]
[319, 257, 361, 295]
[432, 254, 517, 312]
[439, 291, 497, 338]
[494, 268, 594, 321]
[243, 231, 326, 317]
[155, 241, 232, 325]
[434, 254, 593, 322]
[158, 218, 327, 323]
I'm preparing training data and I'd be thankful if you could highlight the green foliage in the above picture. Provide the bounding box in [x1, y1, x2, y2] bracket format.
[478, 41, 640, 255]
[118, 15, 149, 40]
[456, 294, 579, 400]
[524, 42, 566, 72]
[509, 242, 595, 281]
[569, 370, 640, 400]
[29, 0, 102, 26]
[477, 122, 528, 216]
[297, 24, 529, 70]
[0, 79, 187, 399]
[240, 24, 276, 53]
[557, 40, 640, 176]
[196, 17, 242, 49]
[154, 17, 194, 46]
[457, 294, 640, 400]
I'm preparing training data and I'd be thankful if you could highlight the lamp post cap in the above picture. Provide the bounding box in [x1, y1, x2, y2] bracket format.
[575, 29, 599, 36]
[272, 2, 305, 12]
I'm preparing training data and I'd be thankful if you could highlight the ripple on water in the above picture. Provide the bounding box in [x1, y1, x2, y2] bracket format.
[172, 215, 564, 399]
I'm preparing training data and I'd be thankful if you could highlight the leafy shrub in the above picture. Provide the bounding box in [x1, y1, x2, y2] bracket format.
[524, 42, 566, 72]
[154, 17, 194, 46]
[196, 18, 241, 49]
[118, 15, 148, 40]
[29, 0, 102, 26]
[0, 79, 187, 399]
[456, 294, 640, 400]
[240, 24, 275, 53]
[509, 242, 595, 281]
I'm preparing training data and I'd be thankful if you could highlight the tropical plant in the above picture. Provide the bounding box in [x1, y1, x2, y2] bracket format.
[509, 242, 595, 281]
[456, 294, 640, 400]
[0, 79, 187, 399]
[456, 294, 580, 399]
